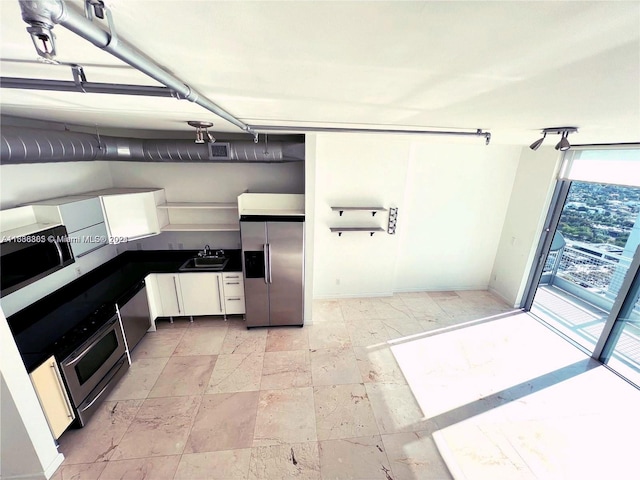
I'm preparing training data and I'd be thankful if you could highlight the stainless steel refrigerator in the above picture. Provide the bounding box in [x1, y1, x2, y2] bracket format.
[240, 217, 304, 327]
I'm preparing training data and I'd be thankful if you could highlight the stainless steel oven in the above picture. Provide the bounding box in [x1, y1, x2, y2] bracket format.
[60, 312, 129, 426]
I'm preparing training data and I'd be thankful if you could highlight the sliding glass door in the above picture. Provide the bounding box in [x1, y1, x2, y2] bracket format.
[525, 147, 640, 387]
[594, 246, 640, 386]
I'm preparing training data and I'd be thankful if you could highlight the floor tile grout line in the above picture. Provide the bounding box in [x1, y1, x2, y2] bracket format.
[58, 292, 514, 479]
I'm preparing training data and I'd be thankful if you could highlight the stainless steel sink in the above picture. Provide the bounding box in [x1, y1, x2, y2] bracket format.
[195, 257, 228, 267]
[179, 256, 229, 271]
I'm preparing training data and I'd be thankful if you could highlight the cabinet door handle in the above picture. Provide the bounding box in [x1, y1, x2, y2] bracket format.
[50, 362, 74, 419]
[173, 276, 181, 313]
[227, 297, 241, 301]
[225, 275, 240, 279]
[226, 282, 240, 285]
[76, 242, 106, 258]
[216, 275, 223, 312]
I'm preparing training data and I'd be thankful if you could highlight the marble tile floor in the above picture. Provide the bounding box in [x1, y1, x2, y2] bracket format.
[50, 289, 639, 479]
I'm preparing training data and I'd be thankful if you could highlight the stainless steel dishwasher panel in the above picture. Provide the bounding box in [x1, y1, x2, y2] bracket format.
[118, 285, 151, 351]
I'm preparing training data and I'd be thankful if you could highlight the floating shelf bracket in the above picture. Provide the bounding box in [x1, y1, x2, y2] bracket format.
[330, 227, 385, 237]
[331, 207, 387, 217]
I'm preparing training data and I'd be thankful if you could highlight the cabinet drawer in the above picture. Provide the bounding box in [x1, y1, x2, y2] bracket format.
[224, 296, 246, 315]
[222, 278, 244, 297]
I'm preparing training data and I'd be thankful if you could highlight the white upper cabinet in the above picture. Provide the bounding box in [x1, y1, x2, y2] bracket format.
[237, 193, 304, 217]
[58, 197, 105, 233]
[30, 189, 166, 245]
[92, 188, 166, 242]
[30, 195, 109, 257]
[156, 202, 239, 232]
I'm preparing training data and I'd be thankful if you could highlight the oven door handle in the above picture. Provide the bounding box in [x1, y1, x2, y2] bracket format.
[63, 316, 119, 367]
[79, 357, 127, 412]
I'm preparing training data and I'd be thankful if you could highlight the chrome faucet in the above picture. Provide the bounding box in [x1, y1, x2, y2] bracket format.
[199, 245, 211, 257]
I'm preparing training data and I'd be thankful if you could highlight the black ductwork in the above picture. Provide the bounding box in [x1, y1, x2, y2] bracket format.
[0, 126, 304, 164]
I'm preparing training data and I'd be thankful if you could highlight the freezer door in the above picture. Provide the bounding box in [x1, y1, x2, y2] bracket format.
[240, 221, 270, 327]
[267, 221, 304, 326]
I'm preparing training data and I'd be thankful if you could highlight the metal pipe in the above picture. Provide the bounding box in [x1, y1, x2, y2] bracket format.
[16, 1, 492, 144]
[18, 0, 255, 136]
[1, 76, 176, 97]
[250, 124, 492, 144]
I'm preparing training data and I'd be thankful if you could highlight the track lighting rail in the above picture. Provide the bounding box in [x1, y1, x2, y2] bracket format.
[15, 0, 492, 145]
[250, 125, 492, 144]
[530, 127, 578, 151]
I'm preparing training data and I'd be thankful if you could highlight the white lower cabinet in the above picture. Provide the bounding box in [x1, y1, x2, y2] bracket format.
[29, 356, 75, 439]
[180, 273, 224, 316]
[155, 273, 184, 317]
[150, 272, 232, 319]
[222, 272, 246, 315]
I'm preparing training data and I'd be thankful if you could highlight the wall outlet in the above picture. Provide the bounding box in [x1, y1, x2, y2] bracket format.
[136, 242, 142, 250]
[168, 243, 174, 250]
[336, 278, 340, 285]
[178, 243, 184, 250]
[75, 266, 82, 277]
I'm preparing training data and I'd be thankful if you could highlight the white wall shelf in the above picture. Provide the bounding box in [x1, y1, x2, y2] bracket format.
[240, 208, 305, 217]
[331, 206, 387, 217]
[330, 227, 385, 237]
[238, 193, 305, 217]
[160, 223, 240, 232]
[158, 202, 238, 210]
[157, 202, 240, 232]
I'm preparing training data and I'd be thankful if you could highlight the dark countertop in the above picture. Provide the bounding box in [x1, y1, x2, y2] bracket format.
[7, 249, 242, 372]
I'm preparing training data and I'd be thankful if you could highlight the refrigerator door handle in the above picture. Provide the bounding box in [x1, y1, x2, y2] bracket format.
[268, 243, 273, 284]
[263, 243, 269, 284]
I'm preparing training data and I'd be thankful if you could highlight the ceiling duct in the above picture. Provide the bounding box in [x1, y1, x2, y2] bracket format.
[0, 126, 304, 164]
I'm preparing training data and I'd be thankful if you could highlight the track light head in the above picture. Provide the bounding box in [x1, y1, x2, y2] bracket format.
[531, 127, 577, 152]
[529, 133, 546, 151]
[188, 121, 215, 144]
[555, 132, 571, 151]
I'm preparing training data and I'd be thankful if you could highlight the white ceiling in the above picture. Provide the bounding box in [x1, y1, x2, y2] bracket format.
[1, 0, 639, 145]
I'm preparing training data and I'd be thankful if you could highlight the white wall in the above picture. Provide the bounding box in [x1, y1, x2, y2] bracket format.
[313, 134, 411, 297]
[312, 134, 522, 298]
[0, 161, 113, 209]
[393, 142, 521, 291]
[489, 146, 562, 306]
[108, 161, 304, 250]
